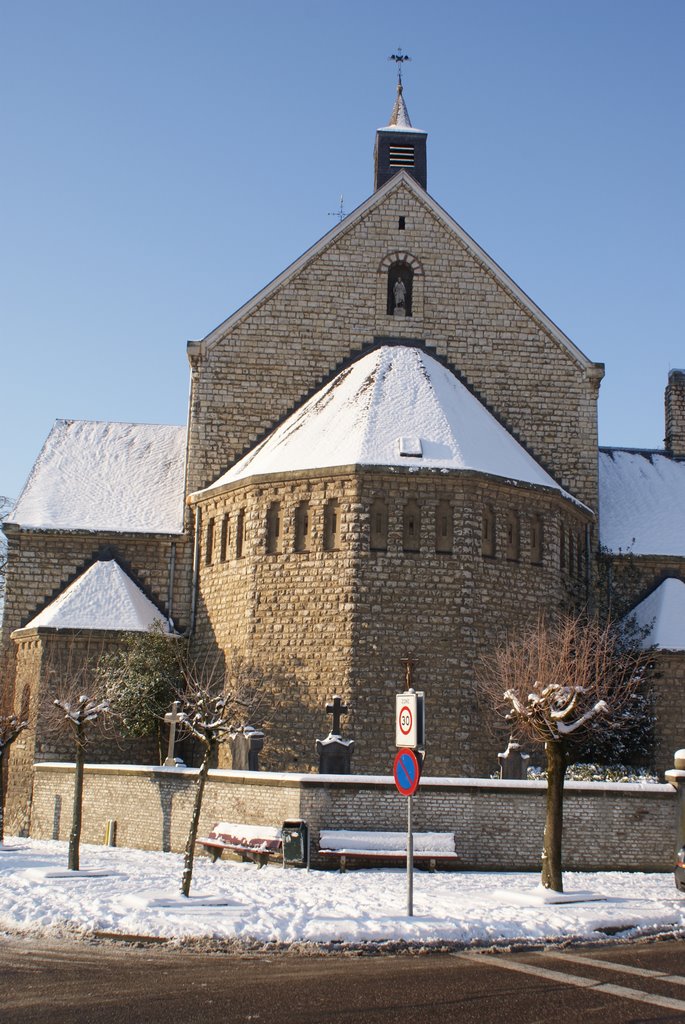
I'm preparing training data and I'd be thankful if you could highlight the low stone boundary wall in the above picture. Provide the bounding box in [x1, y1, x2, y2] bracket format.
[30, 763, 677, 872]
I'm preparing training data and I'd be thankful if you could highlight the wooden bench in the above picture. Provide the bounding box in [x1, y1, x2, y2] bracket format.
[318, 829, 460, 871]
[198, 822, 282, 867]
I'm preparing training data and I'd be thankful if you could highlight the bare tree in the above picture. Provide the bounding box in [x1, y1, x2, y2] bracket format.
[480, 613, 651, 892]
[177, 654, 271, 898]
[53, 694, 110, 870]
[0, 714, 28, 843]
[44, 636, 111, 870]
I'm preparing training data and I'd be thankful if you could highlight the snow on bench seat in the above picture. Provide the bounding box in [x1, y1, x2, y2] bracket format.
[198, 822, 282, 866]
[318, 829, 460, 870]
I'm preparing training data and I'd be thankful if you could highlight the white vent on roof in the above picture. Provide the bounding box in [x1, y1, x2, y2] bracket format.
[398, 436, 423, 458]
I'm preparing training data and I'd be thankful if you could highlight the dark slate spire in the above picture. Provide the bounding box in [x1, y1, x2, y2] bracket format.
[374, 81, 427, 191]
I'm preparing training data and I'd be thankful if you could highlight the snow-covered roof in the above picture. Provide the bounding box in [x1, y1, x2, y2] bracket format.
[379, 83, 425, 132]
[599, 449, 685, 556]
[8, 420, 186, 534]
[19, 559, 170, 633]
[197, 346, 579, 502]
[627, 578, 685, 651]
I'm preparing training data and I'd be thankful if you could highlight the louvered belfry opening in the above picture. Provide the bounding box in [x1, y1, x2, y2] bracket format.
[388, 144, 415, 167]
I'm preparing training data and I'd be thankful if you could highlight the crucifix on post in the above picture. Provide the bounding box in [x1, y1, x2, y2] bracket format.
[326, 695, 349, 737]
[401, 656, 417, 691]
[163, 701, 185, 767]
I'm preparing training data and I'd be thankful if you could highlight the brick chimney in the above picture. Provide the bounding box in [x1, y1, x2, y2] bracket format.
[665, 369, 685, 457]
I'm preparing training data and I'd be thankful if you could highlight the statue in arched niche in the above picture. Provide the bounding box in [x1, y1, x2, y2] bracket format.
[387, 261, 413, 317]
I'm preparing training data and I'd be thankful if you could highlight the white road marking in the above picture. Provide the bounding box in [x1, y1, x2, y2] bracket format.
[459, 954, 685, 1013]
[543, 950, 685, 986]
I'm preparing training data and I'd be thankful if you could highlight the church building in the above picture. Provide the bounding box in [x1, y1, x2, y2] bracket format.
[3, 81, 685, 832]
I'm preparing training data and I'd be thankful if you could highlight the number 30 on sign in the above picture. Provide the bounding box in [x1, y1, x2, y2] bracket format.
[396, 691, 418, 747]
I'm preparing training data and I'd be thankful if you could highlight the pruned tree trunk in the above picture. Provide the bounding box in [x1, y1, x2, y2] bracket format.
[68, 727, 85, 871]
[180, 744, 211, 898]
[541, 739, 566, 892]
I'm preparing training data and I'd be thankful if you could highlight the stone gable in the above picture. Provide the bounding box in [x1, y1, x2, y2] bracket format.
[186, 180, 602, 513]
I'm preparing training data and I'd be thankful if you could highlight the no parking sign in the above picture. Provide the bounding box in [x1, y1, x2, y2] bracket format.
[393, 748, 422, 796]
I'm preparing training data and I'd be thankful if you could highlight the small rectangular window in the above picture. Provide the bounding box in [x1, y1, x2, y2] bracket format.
[398, 216, 406, 230]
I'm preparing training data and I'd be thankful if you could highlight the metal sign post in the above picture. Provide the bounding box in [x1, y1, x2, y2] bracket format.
[394, 664, 426, 919]
[407, 793, 413, 916]
[393, 747, 421, 917]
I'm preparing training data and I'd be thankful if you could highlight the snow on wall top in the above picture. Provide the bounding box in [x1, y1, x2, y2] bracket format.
[628, 578, 685, 651]
[8, 420, 186, 533]
[22, 559, 169, 632]
[200, 346, 576, 500]
[599, 449, 685, 556]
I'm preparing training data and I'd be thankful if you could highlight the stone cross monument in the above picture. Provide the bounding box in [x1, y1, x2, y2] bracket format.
[163, 701, 186, 767]
[316, 694, 354, 774]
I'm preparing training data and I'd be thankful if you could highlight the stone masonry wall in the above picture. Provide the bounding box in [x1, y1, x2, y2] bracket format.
[4, 631, 160, 835]
[652, 652, 685, 775]
[185, 181, 601, 512]
[29, 764, 676, 872]
[191, 465, 591, 777]
[1, 527, 192, 657]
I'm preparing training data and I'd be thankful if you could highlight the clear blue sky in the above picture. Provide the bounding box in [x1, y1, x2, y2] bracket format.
[1, 0, 683, 502]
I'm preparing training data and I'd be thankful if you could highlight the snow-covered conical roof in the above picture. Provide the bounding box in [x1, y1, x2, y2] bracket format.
[626, 578, 685, 651]
[389, 83, 412, 128]
[19, 559, 170, 633]
[199, 346, 578, 501]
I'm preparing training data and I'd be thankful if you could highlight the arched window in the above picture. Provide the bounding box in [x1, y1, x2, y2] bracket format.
[435, 501, 453, 554]
[266, 501, 282, 555]
[235, 509, 245, 559]
[568, 530, 575, 575]
[370, 498, 388, 551]
[219, 513, 229, 562]
[323, 498, 340, 551]
[387, 261, 413, 317]
[403, 500, 421, 552]
[506, 511, 520, 561]
[482, 506, 496, 558]
[205, 517, 215, 565]
[294, 501, 310, 552]
[559, 522, 566, 570]
[530, 515, 543, 565]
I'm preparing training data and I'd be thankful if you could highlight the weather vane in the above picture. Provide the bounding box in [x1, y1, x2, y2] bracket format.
[389, 47, 412, 86]
[328, 194, 346, 223]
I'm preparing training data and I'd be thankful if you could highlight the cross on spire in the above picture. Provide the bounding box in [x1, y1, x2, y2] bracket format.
[389, 47, 412, 86]
[326, 695, 349, 736]
[328, 194, 346, 223]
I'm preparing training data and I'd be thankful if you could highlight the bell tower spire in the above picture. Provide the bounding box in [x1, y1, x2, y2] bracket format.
[374, 50, 427, 191]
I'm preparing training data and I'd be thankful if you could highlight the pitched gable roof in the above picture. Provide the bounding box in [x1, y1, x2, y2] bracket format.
[627, 578, 685, 651]
[599, 448, 685, 556]
[18, 559, 170, 633]
[196, 345, 581, 504]
[192, 171, 597, 374]
[8, 420, 186, 534]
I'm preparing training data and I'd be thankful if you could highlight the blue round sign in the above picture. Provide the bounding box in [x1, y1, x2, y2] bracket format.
[393, 748, 421, 796]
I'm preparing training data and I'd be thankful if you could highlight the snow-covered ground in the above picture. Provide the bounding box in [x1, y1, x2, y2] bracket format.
[1, 838, 683, 950]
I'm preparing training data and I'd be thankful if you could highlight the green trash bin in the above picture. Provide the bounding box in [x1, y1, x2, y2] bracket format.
[282, 819, 309, 868]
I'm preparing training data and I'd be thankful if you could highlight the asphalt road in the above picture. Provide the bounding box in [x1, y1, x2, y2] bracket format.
[2, 935, 685, 1024]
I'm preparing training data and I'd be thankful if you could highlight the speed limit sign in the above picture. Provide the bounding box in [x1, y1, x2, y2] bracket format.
[396, 692, 420, 748]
